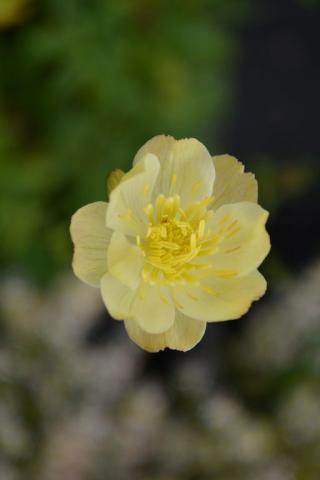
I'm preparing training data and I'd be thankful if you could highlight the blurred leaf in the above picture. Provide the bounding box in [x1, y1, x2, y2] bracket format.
[0, 0, 253, 282]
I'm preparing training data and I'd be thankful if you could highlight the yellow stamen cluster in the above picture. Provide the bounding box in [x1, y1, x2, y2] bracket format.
[138, 194, 220, 285]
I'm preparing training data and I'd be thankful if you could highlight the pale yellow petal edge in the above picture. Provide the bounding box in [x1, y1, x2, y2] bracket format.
[70, 202, 111, 287]
[213, 154, 258, 208]
[125, 310, 206, 352]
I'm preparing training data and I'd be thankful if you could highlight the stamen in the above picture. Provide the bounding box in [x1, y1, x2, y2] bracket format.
[200, 284, 217, 296]
[218, 214, 230, 226]
[138, 282, 145, 299]
[158, 285, 170, 304]
[143, 184, 150, 197]
[156, 194, 165, 220]
[144, 204, 154, 223]
[226, 220, 239, 231]
[205, 196, 215, 207]
[198, 219, 205, 239]
[170, 174, 177, 193]
[178, 208, 187, 220]
[192, 180, 202, 194]
[118, 208, 133, 222]
[138, 193, 238, 287]
[160, 241, 180, 250]
[214, 270, 238, 278]
[190, 233, 197, 250]
[181, 272, 200, 285]
[197, 247, 219, 256]
[223, 246, 241, 254]
[163, 197, 175, 217]
[186, 290, 199, 301]
[225, 227, 241, 238]
[172, 294, 184, 310]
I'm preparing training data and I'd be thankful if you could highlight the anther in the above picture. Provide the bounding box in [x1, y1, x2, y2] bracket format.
[198, 219, 205, 239]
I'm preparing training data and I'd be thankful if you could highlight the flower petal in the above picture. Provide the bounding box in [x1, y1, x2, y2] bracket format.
[173, 270, 267, 322]
[100, 273, 135, 320]
[106, 168, 125, 196]
[212, 154, 257, 208]
[132, 283, 175, 334]
[206, 202, 270, 277]
[107, 231, 143, 290]
[70, 202, 111, 287]
[133, 135, 215, 208]
[106, 153, 160, 236]
[124, 310, 206, 352]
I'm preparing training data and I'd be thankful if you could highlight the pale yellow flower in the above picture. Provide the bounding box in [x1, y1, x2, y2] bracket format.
[70, 135, 270, 352]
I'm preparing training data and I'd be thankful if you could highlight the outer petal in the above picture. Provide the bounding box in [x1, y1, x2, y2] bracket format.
[206, 202, 270, 278]
[70, 202, 111, 287]
[106, 168, 125, 196]
[124, 311, 206, 352]
[212, 154, 257, 209]
[107, 231, 143, 290]
[133, 135, 215, 208]
[173, 270, 267, 322]
[106, 153, 160, 236]
[100, 273, 135, 320]
[131, 283, 175, 334]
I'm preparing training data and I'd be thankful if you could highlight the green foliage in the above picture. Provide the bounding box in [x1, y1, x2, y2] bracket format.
[0, 0, 252, 283]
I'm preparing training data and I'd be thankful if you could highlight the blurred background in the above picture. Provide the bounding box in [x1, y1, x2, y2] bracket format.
[1, 0, 320, 479]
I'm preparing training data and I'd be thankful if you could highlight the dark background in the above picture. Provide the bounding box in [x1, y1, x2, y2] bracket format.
[1, 1, 320, 479]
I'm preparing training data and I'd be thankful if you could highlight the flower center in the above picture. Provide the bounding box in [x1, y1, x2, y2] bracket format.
[137, 194, 217, 285]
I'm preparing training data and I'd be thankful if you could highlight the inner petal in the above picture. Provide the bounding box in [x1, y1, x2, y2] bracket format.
[133, 135, 215, 208]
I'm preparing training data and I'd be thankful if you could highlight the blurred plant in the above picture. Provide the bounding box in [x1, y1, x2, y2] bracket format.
[0, 0, 254, 283]
[0, 0, 32, 29]
[1, 261, 320, 478]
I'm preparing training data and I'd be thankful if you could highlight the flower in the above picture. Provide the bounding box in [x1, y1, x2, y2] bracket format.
[70, 135, 270, 352]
